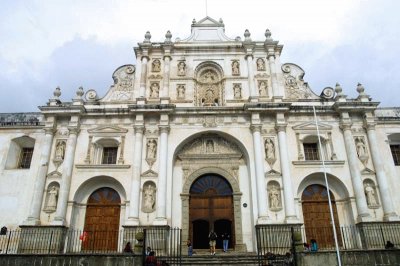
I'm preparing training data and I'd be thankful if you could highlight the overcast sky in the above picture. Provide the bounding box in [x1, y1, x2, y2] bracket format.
[1, 0, 399, 112]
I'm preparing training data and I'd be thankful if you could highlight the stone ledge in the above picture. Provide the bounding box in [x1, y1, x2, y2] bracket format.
[292, 160, 345, 166]
[75, 164, 131, 169]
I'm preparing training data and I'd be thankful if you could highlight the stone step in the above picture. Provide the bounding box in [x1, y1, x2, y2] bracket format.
[159, 252, 261, 266]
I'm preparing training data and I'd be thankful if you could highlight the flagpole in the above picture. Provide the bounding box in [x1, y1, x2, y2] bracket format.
[312, 105, 342, 266]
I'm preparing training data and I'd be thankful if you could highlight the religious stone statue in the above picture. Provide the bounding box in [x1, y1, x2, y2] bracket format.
[150, 83, 160, 98]
[233, 84, 242, 99]
[259, 81, 267, 96]
[256, 58, 265, 71]
[206, 140, 214, 153]
[46, 186, 59, 211]
[177, 85, 185, 98]
[269, 185, 280, 210]
[55, 140, 66, 161]
[232, 61, 240, 75]
[203, 86, 217, 106]
[146, 139, 157, 159]
[265, 138, 275, 160]
[177, 62, 186, 76]
[356, 138, 367, 158]
[152, 59, 161, 72]
[142, 184, 156, 212]
[365, 183, 378, 207]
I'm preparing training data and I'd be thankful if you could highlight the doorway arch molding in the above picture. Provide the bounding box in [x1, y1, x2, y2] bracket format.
[181, 166, 245, 251]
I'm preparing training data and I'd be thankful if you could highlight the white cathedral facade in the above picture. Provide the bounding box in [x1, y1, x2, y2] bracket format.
[1, 17, 400, 252]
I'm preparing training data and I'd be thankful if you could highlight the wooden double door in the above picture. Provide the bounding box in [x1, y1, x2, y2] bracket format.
[302, 184, 341, 249]
[82, 187, 121, 251]
[189, 174, 234, 249]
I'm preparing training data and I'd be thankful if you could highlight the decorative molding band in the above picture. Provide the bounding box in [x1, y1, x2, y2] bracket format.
[75, 164, 131, 169]
[292, 160, 345, 166]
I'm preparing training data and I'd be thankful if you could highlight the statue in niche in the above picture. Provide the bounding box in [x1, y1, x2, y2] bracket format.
[142, 184, 156, 212]
[265, 138, 275, 160]
[269, 185, 280, 210]
[146, 139, 157, 159]
[152, 59, 161, 72]
[365, 183, 378, 207]
[177, 62, 186, 76]
[150, 83, 160, 98]
[46, 186, 59, 211]
[356, 137, 367, 158]
[259, 81, 268, 96]
[233, 84, 242, 99]
[177, 85, 185, 98]
[232, 61, 240, 75]
[206, 140, 214, 153]
[202, 86, 218, 106]
[256, 58, 265, 71]
[55, 140, 66, 161]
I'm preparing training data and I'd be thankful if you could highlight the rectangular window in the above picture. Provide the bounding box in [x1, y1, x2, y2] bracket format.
[391, 145, 400, 166]
[19, 148, 34, 168]
[102, 147, 118, 164]
[304, 143, 319, 161]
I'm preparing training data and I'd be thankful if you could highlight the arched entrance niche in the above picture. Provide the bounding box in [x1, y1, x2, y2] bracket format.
[297, 173, 351, 249]
[176, 132, 250, 251]
[189, 174, 234, 249]
[70, 176, 126, 231]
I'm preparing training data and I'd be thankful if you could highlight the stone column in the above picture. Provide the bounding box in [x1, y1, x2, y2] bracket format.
[246, 55, 257, 97]
[52, 127, 79, 225]
[365, 123, 398, 220]
[250, 125, 269, 223]
[340, 123, 371, 222]
[139, 56, 149, 98]
[25, 127, 55, 225]
[276, 124, 297, 222]
[154, 125, 169, 225]
[267, 50, 280, 98]
[162, 55, 171, 98]
[126, 125, 144, 225]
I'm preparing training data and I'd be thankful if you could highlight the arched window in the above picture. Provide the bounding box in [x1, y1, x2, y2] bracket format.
[5, 136, 35, 169]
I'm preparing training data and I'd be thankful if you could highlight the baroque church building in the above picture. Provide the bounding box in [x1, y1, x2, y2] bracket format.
[1, 17, 400, 252]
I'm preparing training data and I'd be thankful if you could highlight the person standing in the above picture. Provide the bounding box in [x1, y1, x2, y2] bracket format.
[208, 230, 217, 255]
[222, 232, 230, 252]
[187, 239, 193, 256]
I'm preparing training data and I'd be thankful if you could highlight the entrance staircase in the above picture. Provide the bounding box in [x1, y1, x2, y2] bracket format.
[175, 250, 260, 266]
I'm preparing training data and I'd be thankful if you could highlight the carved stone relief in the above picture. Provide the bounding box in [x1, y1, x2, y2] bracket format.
[104, 65, 135, 101]
[264, 137, 276, 166]
[43, 183, 60, 213]
[355, 136, 369, 166]
[232, 60, 240, 75]
[146, 138, 157, 168]
[177, 61, 186, 76]
[194, 62, 225, 106]
[53, 140, 66, 168]
[363, 179, 379, 208]
[267, 181, 282, 211]
[258, 81, 268, 97]
[256, 58, 265, 71]
[152, 59, 161, 72]
[177, 84, 186, 99]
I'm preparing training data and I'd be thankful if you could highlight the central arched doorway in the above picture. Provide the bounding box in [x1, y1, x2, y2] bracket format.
[82, 187, 121, 251]
[302, 184, 341, 249]
[189, 174, 234, 249]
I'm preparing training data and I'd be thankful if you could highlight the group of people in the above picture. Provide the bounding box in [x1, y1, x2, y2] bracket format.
[208, 230, 230, 255]
[303, 239, 318, 252]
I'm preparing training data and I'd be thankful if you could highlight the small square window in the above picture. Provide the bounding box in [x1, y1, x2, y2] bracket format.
[19, 148, 34, 169]
[390, 145, 400, 166]
[102, 147, 118, 164]
[304, 143, 319, 161]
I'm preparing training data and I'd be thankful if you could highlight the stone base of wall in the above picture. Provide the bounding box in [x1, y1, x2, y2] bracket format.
[297, 250, 400, 266]
[0, 254, 141, 266]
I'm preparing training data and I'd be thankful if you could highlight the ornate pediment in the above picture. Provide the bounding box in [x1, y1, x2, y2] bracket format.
[88, 125, 128, 134]
[178, 134, 242, 159]
[141, 169, 158, 178]
[101, 65, 135, 102]
[46, 171, 61, 179]
[292, 121, 332, 131]
[179, 16, 235, 42]
[282, 63, 319, 100]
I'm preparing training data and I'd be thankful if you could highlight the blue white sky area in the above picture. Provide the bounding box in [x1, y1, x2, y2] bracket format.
[1, 0, 399, 112]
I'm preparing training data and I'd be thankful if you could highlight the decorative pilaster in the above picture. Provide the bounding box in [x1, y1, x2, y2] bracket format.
[250, 124, 269, 223]
[275, 121, 297, 222]
[126, 125, 145, 226]
[295, 133, 304, 160]
[154, 125, 170, 225]
[24, 126, 55, 225]
[267, 49, 280, 99]
[84, 136, 93, 164]
[243, 29, 256, 101]
[162, 30, 172, 100]
[364, 121, 399, 221]
[118, 136, 125, 164]
[139, 55, 149, 98]
[52, 126, 79, 226]
[340, 121, 371, 222]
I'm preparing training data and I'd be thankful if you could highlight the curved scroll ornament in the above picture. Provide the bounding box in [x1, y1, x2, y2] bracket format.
[281, 63, 318, 100]
[321, 87, 335, 99]
[102, 65, 136, 101]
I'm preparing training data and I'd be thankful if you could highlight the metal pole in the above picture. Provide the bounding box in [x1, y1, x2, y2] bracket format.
[313, 105, 342, 266]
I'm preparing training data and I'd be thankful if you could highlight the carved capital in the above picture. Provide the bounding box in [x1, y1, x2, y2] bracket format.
[275, 124, 287, 132]
[163, 55, 172, 61]
[250, 124, 262, 133]
[159, 125, 170, 134]
[245, 54, 253, 60]
[364, 123, 376, 131]
[339, 122, 352, 131]
[141, 55, 149, 62]
[134, 125, 145, 134]
[44, 127, 56, 135]
[67, 127, 80, 135]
